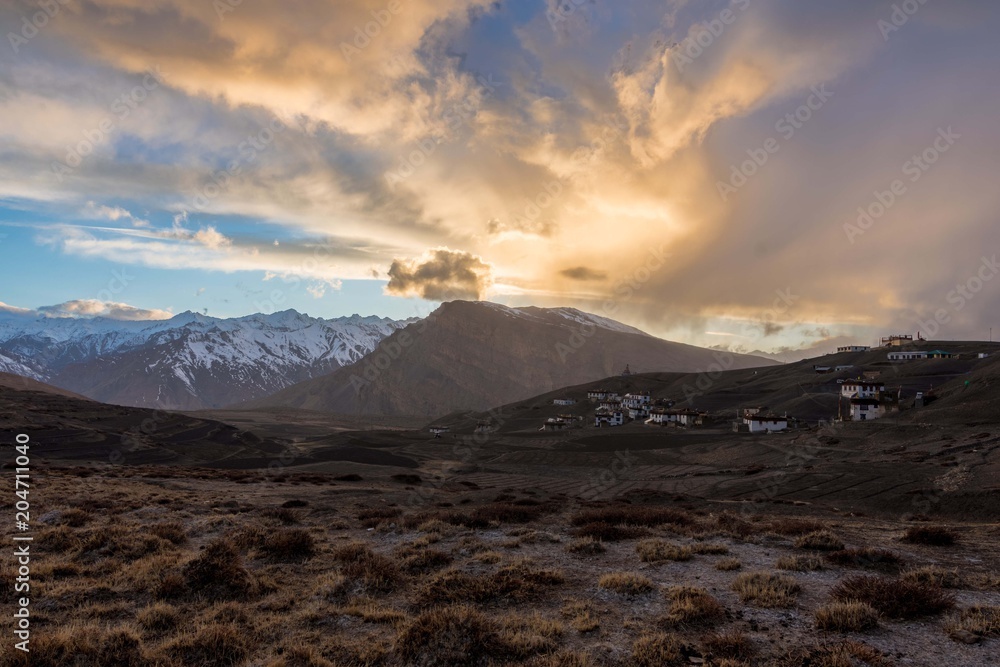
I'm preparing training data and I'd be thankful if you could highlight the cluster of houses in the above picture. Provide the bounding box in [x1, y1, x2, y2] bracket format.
[580, 389, 709, 429]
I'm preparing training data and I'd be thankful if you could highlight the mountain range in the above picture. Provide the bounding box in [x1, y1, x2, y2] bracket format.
[0, 308, 414, 410]
[248, 301, 776, 416]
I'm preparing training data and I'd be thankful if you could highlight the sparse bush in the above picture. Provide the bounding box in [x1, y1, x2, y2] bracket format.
[794, 530, 845, 551]
[780, 640, 893, 667]
[768, 518, 827, 536]
[414, 561, 564, 607]
[28, 624, 144, 667]
[814, 601, 880, 632]
[258, 528, 316, 563]
[825, 548, 903, 574]
[631, 632, 687, 667]
[732, 572, 800, 608]
[182, 539, 257, 601]
[149, 522, 187, 545]
[901, 566, 964, 589]
[357, 507, 401, 528]
[138, 603, 182, 634]
[660, 587, 725, 627]
[571, 506, 693, 528]
[776, 555, 824, 572]
[715, 557, 742, 571]
[598, 572, 655, 596]
[573, 522, 648, 542]
[902, 525, 958, 546]
[561, 601, 599, 633]
[165, 623, 249, 667]
[267, 646, 335, 667]
[945, 606, 1000, 642]
[691, 542, 729, 555]
[331, 542, 401, 593]
[399, 547, 453, 574]
[701, 629, 756, 662]
[830, 575, 955, 619]
[565, 536, 606, 555]
[396, 606, 534, 666]
[637, 539, 693, 563]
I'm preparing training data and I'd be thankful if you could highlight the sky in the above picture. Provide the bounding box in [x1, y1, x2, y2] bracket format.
[1, 0, 998, 356]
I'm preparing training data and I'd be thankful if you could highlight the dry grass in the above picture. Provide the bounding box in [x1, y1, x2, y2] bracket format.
[701, 629, 756, 662]
[565, 536, 606, 555]
[331, 542, 402, 594]
[631, 632, 688, 667]
[830, 575, 955, 619]
[413, 561, 564, 607]
[902, 525, 958, 546]
[572, 521, 648, 542]
[901, 566, 964, 589]
[561, 600, 599, 634]
[715, 557, 742, 571]
[814, 601, 880, 632]
[825, 548, 903, 574]
[794, 530, 845, 551]
[944, 606, 1000, 642]
[732, 571, 800, 608]
[180, 539, 259, 601]
[691, 542, 729, 555]
[776, 555, 824, 572]
[637, 539, 693, 563]
[571, 505, 693, 528]
[659, 586, 726, 627]
[777, 640, 894, 667]
[598, 572, 655, 596]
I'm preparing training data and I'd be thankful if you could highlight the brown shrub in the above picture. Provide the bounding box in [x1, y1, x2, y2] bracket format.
[137, 602, 182, 634]
[357, 507, 402, 528]
[902, 525, 958, 546]
[660, 587, 726, 627]
[399, 547, 453, 574]
[691, 542, 729, 555]
[732, 572, 800, 608]
[901, 566, 964, 589]
[945, 606, 1000, 642]
[165, 623, 249, 667]
[27, 624, 144, 667]
[149, 521, 188, 545]
[830, 575, 955, 619]
[777, 640, 893, 667]
[565, 536, 606, 555]
[794, 530, 845, 552]
[598, 572, 655, 596]
[814, 601, 880, 632]
[715, 557, 742, 571]
[776, 555, 824, 572]
[331, 542, 401, 593]
[768, 518, 827, 536]
[258, 528, 316, 563]
[571, 505, 693, 528]
[637, 539, 693, 563]
[631, 632, 689, 667]
[414, 561, 564, 607]
[56, 508, 92, 527]
[182, 539, 257, 601]
[266, 646, 335, 667]
[825, 548, 903, 574]
[572, 522, 648, 542]
[396, 606, 522, 666]
[701, 629, 756, 662]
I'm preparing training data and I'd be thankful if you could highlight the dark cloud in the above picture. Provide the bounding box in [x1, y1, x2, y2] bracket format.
[386, 248, 493, 300]
[560, 266, 608, 281]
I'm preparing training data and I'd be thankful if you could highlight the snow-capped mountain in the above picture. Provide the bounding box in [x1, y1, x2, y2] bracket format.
[0, 309, 416, 409]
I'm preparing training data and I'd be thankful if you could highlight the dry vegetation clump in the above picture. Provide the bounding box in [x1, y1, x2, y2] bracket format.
[413, 561, 564, 607]
[901, 566, 964, 589]
[54, 507, 92, 527]
[691, 542, 729, 555]
[395, 606, 558, 666]
[715, 557, 742, 571]
[902, 525, 958, 546]
[180, 539, 259, 601]
[775, 555, 824, 572]
[598, 572, 655, 596]
[814, 601, 881, 632]
[794, 530, 845, 552]
[137, 602, 182, 634]
[331, 542, 402, 593]
[571, 505, 694, 528]
[164, 623, 250, 667]
[701, 629, 756, 663]
[732, 572, 801, 608]
[775, 640, 894, 667]
[261, 507, 301, 525]
[944, 606, 1000, 643]
[395, 545, 453, 574]
[660, 586, 726, 627]
[830, 575, 955, 619]
[257, 528, 316, 563]
[631, 632, 691, 667]
[356, 506, 402, 528]
[565, 536, 606, 555]
[265, 646, 335, 667]
[76, 525, 173, 563]
[825, 548, 903, 574]
[637, 539, 693, 563]
[149, 521, 188, 545]
[521, 651, 592, 667]
[24, 624, 145, 667]
[561, 600, 599, 633]
[572, 521, 649, 542]
[767, 518, 827, 536]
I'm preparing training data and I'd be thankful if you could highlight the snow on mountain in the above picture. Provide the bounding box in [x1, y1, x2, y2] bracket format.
[0, 309, 417, 409]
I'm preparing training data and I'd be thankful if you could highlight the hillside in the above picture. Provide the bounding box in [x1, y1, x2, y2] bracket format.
[247, 301, 776, 417]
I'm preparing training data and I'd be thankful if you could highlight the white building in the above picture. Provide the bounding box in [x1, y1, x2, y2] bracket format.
[744, 413, 789, 433]
[553, 398, 576, 406]
[888, 351, 928, 362]
[594, 410, 624, 427]
[587, 390, 609, 401]
[840, 380, 885, 399]
[599, 399, 622, 412]
[849, 398, 884, 421]
[622, 392, 652, 410]
[837, 345, 871, 353]
[979, 353, 991, 359]
[627, 406, 650, 421]
[834, 365, 855, 372]
[675, 409, 705, 427]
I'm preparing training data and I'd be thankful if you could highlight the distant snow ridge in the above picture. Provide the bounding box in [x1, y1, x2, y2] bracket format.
[0, 309, 417, 408]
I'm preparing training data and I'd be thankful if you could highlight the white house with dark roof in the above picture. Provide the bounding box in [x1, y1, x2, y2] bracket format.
[744, 413, 789, 433]
[840, 379, 885, 399]
[837, 345, 871, 353]
[888, 351, 928, 362]
[849, 397, 885, 421]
